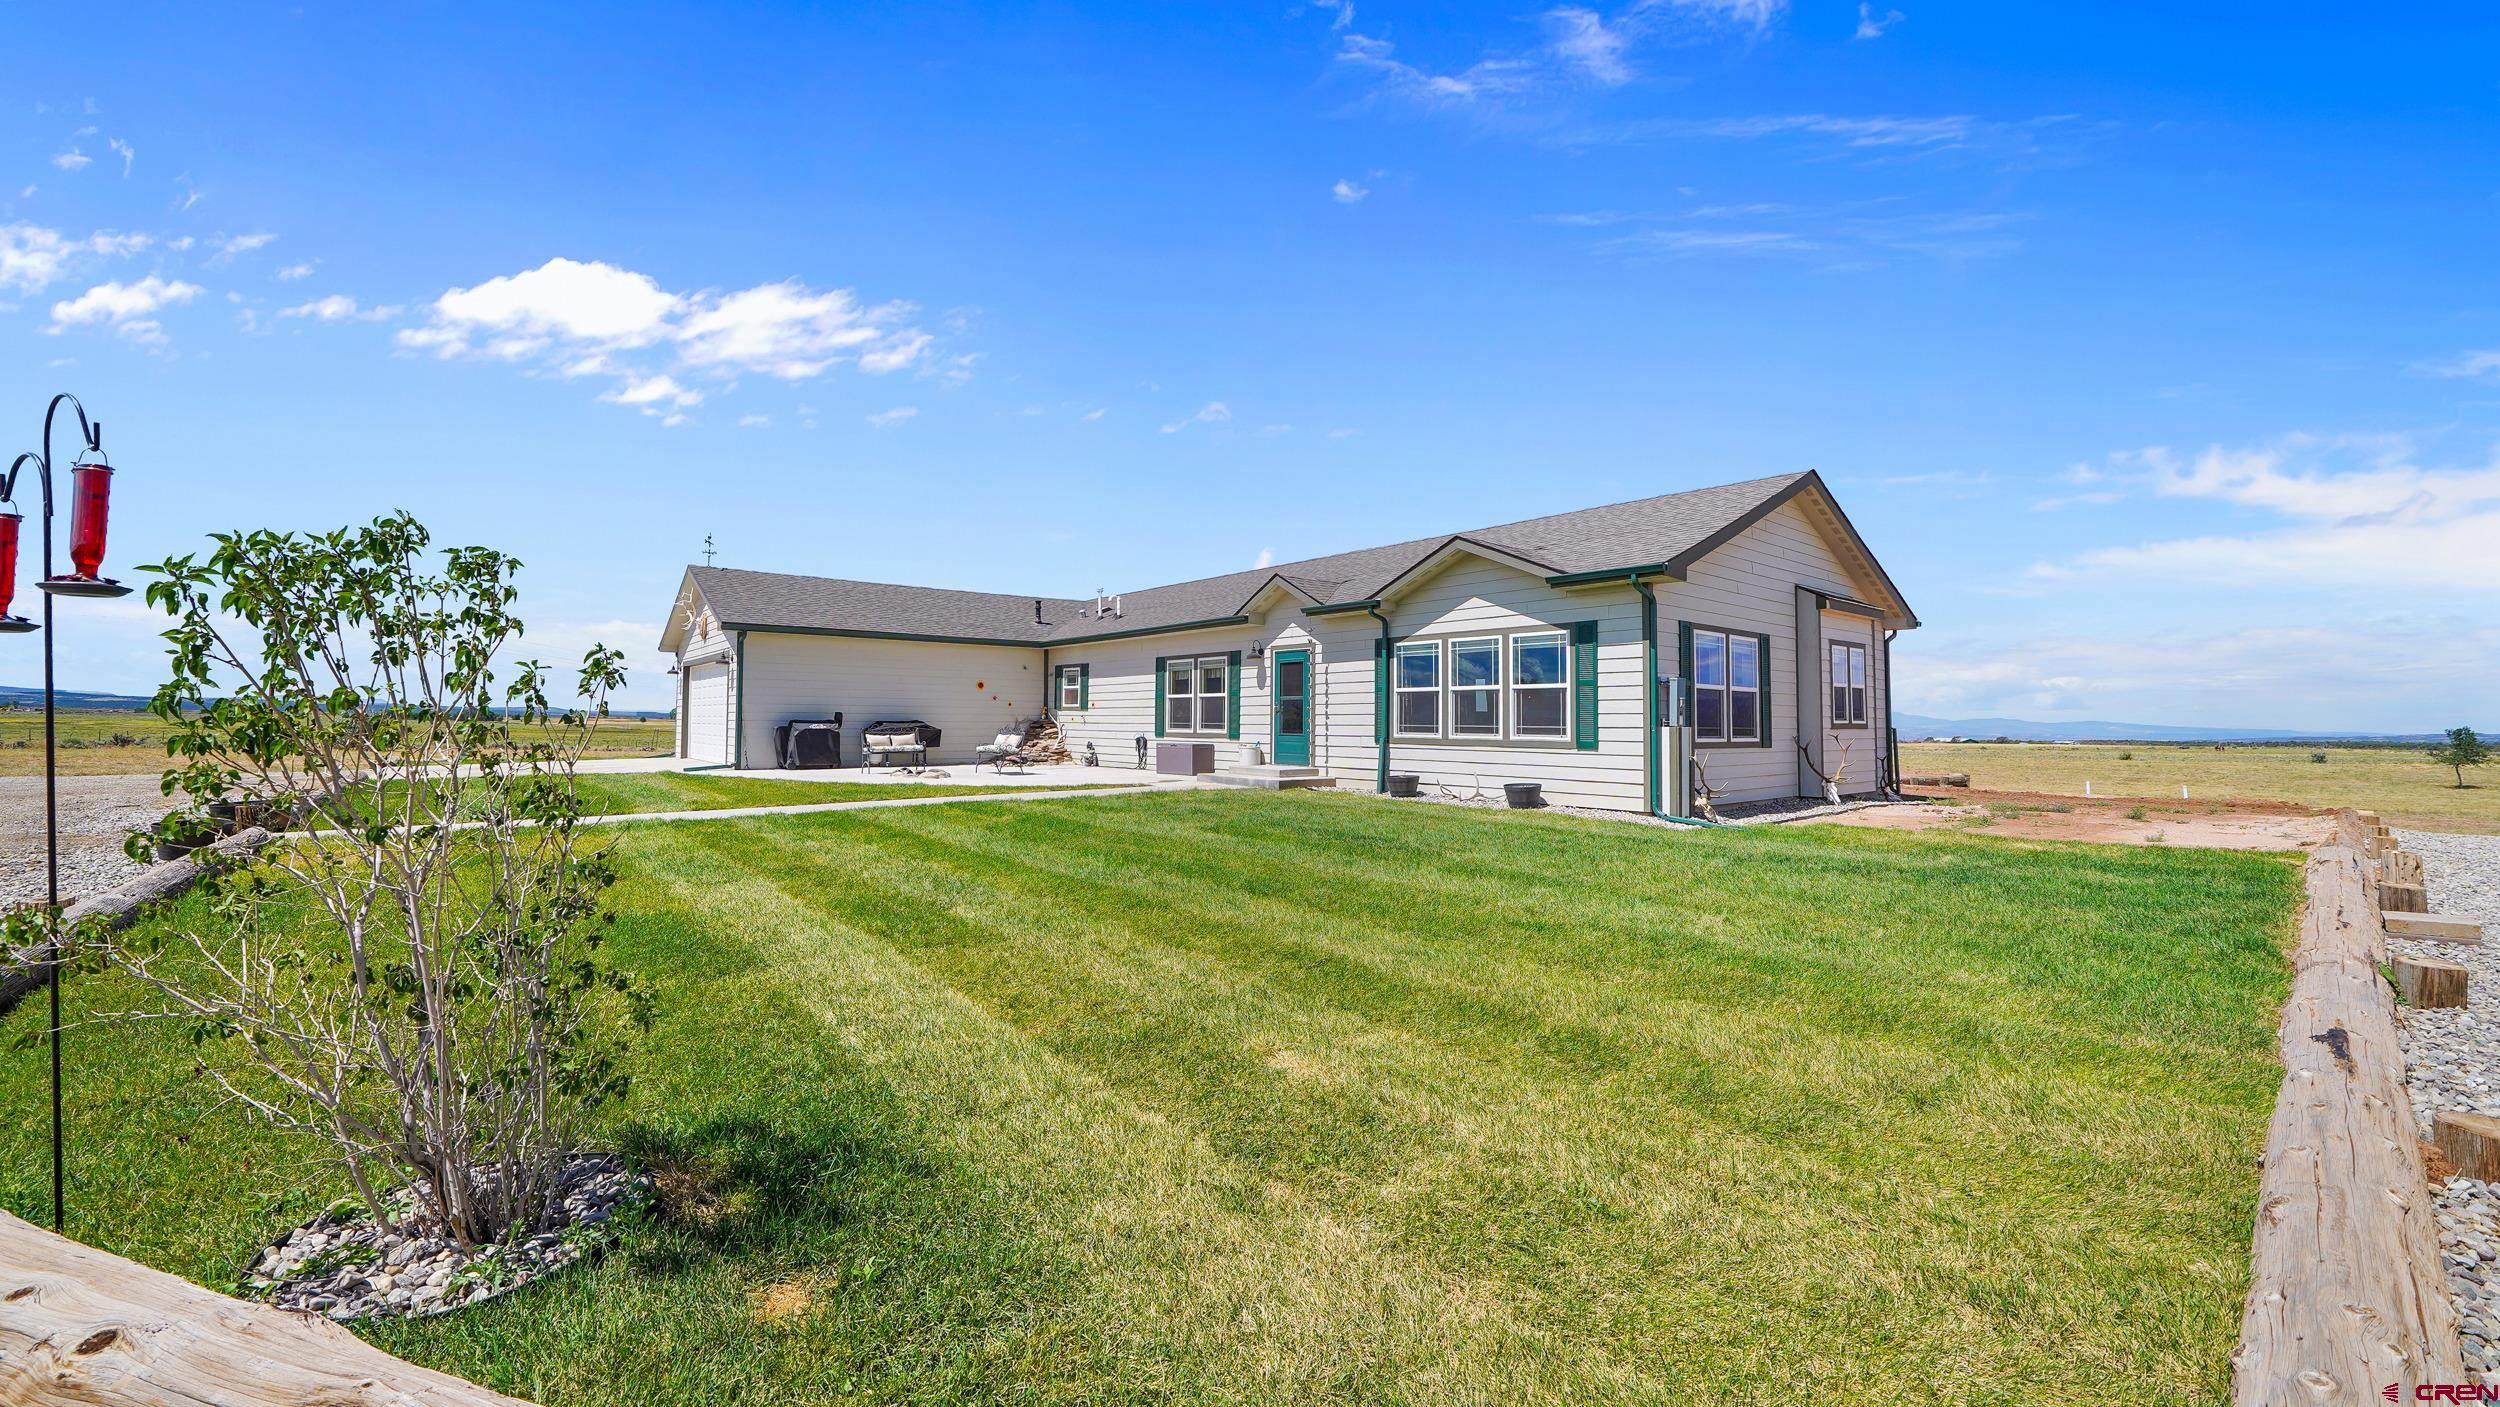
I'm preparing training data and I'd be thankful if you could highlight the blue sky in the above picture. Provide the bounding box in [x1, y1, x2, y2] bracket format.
[2, 1, 2495, 728]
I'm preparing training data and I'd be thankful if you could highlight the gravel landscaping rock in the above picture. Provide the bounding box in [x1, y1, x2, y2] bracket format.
[2393, 828, 2500, 1378]
[0, 773, 164, 908]
[247, 1152, 648, 1321]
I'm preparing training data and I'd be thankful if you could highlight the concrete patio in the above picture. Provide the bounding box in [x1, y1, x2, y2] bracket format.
[577, 755, 1206, 791]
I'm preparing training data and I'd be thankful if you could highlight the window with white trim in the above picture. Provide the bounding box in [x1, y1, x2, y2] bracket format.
[1510, 631, 1569, 739]
[1829, 641, 1867, 726]
[1450, 637, 1503, 737]
[1056, 664, 1084, 710]
[1692, 627, 1762, 744]
[1164, 655, 1229, 734]
[1394, 640, 1442, 736]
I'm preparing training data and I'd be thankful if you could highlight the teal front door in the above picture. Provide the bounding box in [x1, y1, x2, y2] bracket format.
[1272, 648, 1312, 766]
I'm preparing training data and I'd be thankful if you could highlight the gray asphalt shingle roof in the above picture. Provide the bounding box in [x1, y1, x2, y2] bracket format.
[681, 471, 1909, 647]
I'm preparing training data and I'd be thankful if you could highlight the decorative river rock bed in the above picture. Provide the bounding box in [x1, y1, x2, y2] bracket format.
[247, 1152, 648, 1321]
[2392, 829, 2500, 1381]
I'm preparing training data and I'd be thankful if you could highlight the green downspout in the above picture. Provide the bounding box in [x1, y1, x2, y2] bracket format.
[1631, 576, 1721, 828]
[1365, 605, 1392, 793]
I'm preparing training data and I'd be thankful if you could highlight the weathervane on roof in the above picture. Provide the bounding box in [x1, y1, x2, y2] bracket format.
[702, 533, 717, 568]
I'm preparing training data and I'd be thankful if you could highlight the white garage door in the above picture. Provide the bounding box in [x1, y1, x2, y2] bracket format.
[684, 663, 731, 764]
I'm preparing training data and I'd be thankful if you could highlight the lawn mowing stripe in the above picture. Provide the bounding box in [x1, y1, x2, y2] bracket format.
[639, 800, 2269, 1399]
[620, 816, 1665, 1404]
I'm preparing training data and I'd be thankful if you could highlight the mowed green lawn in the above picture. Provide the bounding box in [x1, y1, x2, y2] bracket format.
[569, 770, 1133, 814]
[1904, 740, 2498, 834]
[0, 791, 2300, 1405]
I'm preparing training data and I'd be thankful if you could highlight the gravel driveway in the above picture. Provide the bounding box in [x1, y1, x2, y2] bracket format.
[2392, 829, 2500, 1379]
[0, 772, 167, 909]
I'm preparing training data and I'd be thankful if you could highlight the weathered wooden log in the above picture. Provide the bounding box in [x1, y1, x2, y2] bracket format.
[2381, 881, 2429, 915]
[1902, 772, 1970, 788]
[2387, 913, 2486, 944]
[0, 1209, 534, 1406]
[2394, 954, 2468, 1009]
[0, 827, 272, 1022]
[2437, 1112, 2500, 1183]
[2232, 811, 2463, 1402]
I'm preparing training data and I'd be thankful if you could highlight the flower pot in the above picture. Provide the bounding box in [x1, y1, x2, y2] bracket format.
[1502, 782, 1544, 809]
[1388, 773, 1420, 798]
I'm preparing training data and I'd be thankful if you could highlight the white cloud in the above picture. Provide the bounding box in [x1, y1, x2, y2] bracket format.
[738, 413, 770, 428]
[1331, 178, 1370, 204]
[1081, 407, 1105, 422]
[1336, 33, 1535, 105]
[50, 149, 90, 172]
[2030, 435, 2500, 593]
[1544, 7, 1633, 85]
[1896, 620, 2500, 731]
[1854, 3, 1904, 39]
[1160, 401, 1233, 434]
[0, 224, 148, 292]
[396, 257, 941, 417]
[421, 257, 679, 349]
[2421, 349, 2500, 382]
[1253, 548, 1276, 568]
[107, 137, 134, 176]
[601, 373, 703, 411]
[866, 405, 919, 427]
[48, 274, 202, 345]
[215, 231, 276, 257]
[1310, 0, 1355, 30]
[275, 260, 316, 280]
[279, 293, 401, 323]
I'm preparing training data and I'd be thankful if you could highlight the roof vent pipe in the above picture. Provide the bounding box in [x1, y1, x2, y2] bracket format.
[1112, 594, 1123, 618]
[1033, 599, 1043, 624]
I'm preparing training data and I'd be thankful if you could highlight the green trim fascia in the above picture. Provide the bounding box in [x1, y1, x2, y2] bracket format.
[725, 621, 1045, 649]
[1544, 563, 1670, 588]
[1571, 618, 1599, 751]
[1305, 599, 1381, 617]
[1049, 614, 1252, 646]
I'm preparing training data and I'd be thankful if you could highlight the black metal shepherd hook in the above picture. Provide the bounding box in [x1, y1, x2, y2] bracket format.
[2, 392, 134, 1233]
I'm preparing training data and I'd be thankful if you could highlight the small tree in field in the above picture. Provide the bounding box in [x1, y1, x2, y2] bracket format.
[2430, 726, 2491, 789]
[83, 513, 643, 1247]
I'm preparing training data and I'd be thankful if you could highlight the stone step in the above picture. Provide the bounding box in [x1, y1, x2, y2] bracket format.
[1205, 768, 1339, 790]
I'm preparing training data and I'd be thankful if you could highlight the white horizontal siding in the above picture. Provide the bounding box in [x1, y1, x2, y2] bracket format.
[1652, 497, 1890, 805]
[1050, 625, 1262, 772]
[734, 632, 1047, 768]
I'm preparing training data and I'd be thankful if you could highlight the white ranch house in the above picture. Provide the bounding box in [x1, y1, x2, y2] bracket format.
[656, 471, 1919, 815]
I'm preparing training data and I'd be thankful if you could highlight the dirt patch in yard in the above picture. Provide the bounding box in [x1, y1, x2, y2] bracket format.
[1819, 787, 2335, 850]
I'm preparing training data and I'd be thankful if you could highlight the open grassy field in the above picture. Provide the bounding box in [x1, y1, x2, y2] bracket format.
[0, 791, 2300, 1404]
[1903, 740, 2498, 834]
[0, 708, 677, 777]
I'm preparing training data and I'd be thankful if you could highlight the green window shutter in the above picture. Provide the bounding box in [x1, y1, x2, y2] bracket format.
[1153, 656, 1167, 738]
[1677, 621, 1694, 678]
[1572, 619, 1598, 751]
[1756, 631, 1774, 747]
[1372, 636, 1388, 744]
[1225, 651, 1242, 740]
[1078, 663, 1090, 709]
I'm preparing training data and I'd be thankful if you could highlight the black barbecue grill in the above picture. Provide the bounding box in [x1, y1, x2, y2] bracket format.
[860, 719, 942, 770]
[774, 715, 844, 769]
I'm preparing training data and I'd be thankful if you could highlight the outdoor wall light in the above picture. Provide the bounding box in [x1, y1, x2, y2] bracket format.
[1248, 641, 1266, 660]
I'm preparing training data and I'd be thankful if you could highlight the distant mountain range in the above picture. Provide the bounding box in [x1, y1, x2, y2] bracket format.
[0, 685, 671, 719]
[1898, 713, 2464, 744]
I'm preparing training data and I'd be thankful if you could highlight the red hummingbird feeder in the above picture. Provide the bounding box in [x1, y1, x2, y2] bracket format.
[0, 510, 22, 624]
[65, 460, 112, 581]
